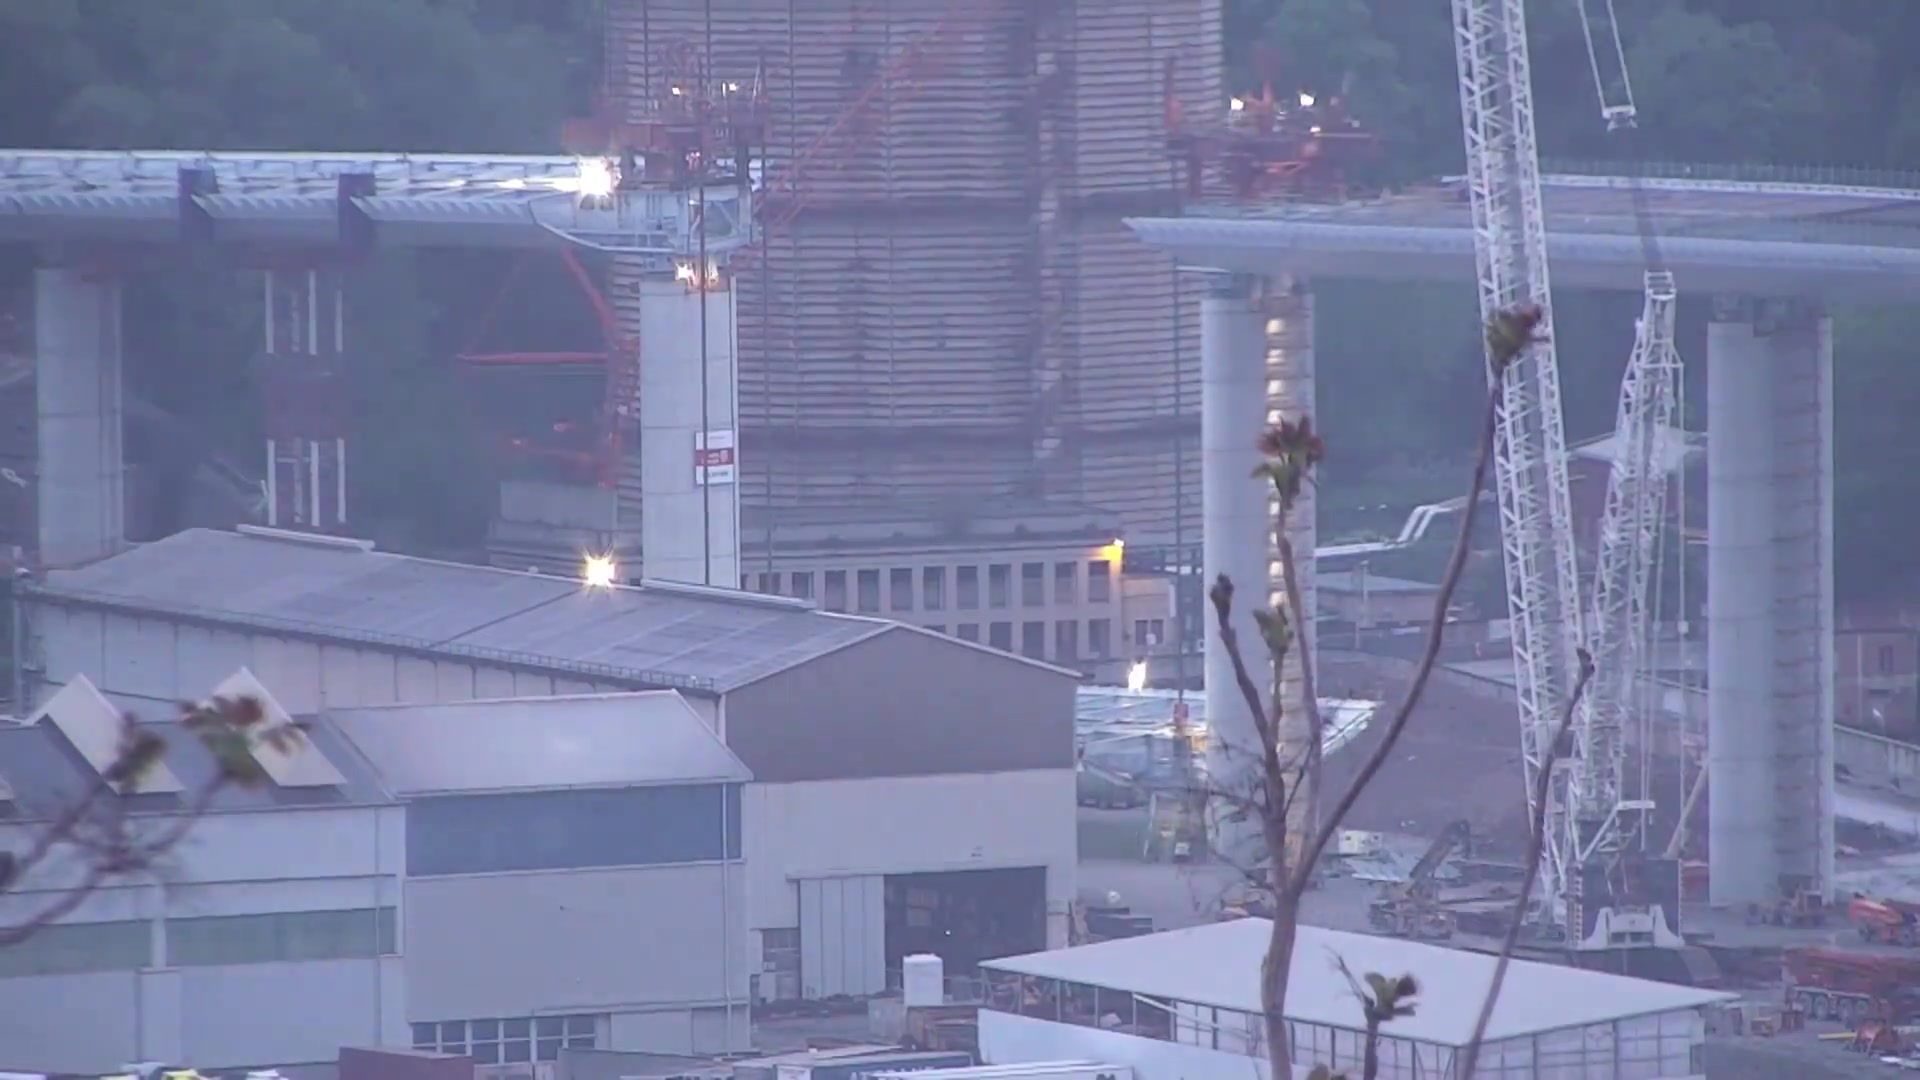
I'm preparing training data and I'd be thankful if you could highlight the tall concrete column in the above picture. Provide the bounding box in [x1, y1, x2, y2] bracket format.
[1706, 296, 1835, 905]
[628, 260, 741, 588]
[259, 266, 348, 531]
[34, 267, 124, 567]
[1201, 272, 1315, 867]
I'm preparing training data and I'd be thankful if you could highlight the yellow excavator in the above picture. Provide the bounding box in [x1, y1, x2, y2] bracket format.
[1368, 820, 1472, 940]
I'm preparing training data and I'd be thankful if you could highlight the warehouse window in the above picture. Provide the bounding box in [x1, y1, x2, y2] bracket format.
[1054, 562, 1077, 604]
[1882, 644, 1898, 673]
[789, 571, 814, 599]
[890, 568, 914, 611]
[0, 919, 148, 977]
[170, 907, 397, 967]
[1021, 562, 1045, 606]
[957, 623, 980, 642]
[988, 564, 1012, 608]
[415, 1014, 600, 1063]
[408, 784, 742, 875]
[989, 621, 1013, 651]
[957, 566, 980, 609]
[857, 569, 882, 612]
[1087, 560, 1112, 602]
[1088, 618, 1112, 658]
[922, 566, 946, 610]
[824, 570, 848, 611]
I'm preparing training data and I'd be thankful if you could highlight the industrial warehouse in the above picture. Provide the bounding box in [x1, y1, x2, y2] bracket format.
[2, 524, 1080, 1068]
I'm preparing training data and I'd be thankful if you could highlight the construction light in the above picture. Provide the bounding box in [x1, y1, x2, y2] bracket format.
[1098, 537, 1126, 567]
[582, 554, 619, 588]
[1298, 92, 1316, 108]
[574, 157, 618, 201]
[1230, 97, 1246, 112]
[1126, 660, 1149, 693]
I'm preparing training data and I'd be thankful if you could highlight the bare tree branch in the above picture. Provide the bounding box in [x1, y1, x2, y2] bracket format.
[1287, 369, 1502, 899]
[1456, 647, 1597, 1080]
[1205, 304, 1542, 1080]
[0, 694, 302, 950]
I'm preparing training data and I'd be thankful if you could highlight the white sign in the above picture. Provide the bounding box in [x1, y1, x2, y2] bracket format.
[695, 428, 737, 486]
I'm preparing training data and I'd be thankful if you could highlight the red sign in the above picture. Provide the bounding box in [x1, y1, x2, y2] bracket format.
[695, 447, 735, 468]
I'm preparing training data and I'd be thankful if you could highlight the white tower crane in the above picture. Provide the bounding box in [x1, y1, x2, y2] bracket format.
[1454, 0, 1689, 946]
[1567, 0, 1687, 949]
[1450, 0, 1588, 931]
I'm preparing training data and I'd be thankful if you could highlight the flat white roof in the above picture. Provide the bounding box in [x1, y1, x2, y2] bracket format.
[984, 918, 1734, 1047]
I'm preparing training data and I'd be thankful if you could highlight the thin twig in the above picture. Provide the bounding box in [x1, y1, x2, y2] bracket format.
[1457, 648, 1597, 1080]
[1289, 375, 1503, 890]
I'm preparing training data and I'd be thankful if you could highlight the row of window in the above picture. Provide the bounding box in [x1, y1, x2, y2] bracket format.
[982, 970, 1704, 1076]
[918, 616, 1174, 664]
[412, 1014, 599, 1064]
[746, 559, 1115, 615]
[408, 784, 741, 877]
[0, 907, 397, 979]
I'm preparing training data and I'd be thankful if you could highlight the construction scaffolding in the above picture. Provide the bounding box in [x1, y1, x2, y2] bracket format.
[605, 0, 1223, 565]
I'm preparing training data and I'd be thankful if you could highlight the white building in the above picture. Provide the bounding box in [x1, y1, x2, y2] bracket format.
[977, 919, 1735, 1080]
[0, 676, 407, 1072]
[15, 526, 1081, 1003]
[329, 691, 751, 1060]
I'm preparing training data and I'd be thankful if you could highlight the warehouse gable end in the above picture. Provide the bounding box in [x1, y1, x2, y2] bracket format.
[722, 624, 1079, 782]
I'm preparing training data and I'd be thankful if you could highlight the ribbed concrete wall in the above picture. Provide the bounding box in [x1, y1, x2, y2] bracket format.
[606, 0, 1222, 548]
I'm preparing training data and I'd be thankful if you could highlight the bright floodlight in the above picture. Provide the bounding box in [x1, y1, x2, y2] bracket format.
[582, 554, 619, 588]
[575, 157, 617, 200]
[1126, 660, 1149, 692]
[1298, 92, 1316, 108]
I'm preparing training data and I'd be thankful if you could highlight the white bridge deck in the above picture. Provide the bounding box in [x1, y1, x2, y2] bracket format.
[0, 149, 749, 253]
[1133, 174, 1920, 299]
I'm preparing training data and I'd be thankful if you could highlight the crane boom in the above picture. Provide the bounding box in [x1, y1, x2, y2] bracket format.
[1451, 0, 1587, 929]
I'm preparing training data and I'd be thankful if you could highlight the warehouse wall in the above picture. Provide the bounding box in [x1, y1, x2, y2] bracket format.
[405, 863, 747, 1055]
[0, 804, 406, 1071]
[24, 601, 623, 713]
[742, 768, 1077, 945]
[723, 627, 1078, 782]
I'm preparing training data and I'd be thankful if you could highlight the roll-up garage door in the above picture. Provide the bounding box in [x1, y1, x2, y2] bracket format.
[798, 875, 885, 998]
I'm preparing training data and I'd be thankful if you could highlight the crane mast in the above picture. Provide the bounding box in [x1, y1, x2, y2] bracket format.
[1451, 0, 1587, 928]
[1569, 0, 1687, 948]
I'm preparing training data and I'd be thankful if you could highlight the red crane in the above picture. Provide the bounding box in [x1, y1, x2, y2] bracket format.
[462, 1, 1000, 488]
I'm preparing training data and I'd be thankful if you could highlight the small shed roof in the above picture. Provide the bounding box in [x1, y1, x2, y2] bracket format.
[328, 691, 750, 795]
[984, 918, 1733, 1047]
[0, 710, 391, 820]
[28, 527, 892, 693]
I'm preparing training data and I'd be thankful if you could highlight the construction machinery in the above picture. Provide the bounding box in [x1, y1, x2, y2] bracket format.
[1748, 874, 1831, 930]
[1783, 947, 1920, 1026]
[1163, 48, 1383, 203]
[1848, 894, 1920, 946]
[1368, 820, 1472, 940]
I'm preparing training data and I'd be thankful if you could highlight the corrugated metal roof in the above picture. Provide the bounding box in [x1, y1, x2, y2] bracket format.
[0, 711, 392, 821]
[27, 528, 892, 693]
[328, 691, 749, 795]
[985, 918, 1735, 1047]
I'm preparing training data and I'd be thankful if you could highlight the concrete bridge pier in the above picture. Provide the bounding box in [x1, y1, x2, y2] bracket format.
[613, 254, 742, 589]
[258, 265, 349, 531]
[34, 266, 126, 568]
[1706, 295, 1835, 906]
[1200, 271, 1317, 868]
